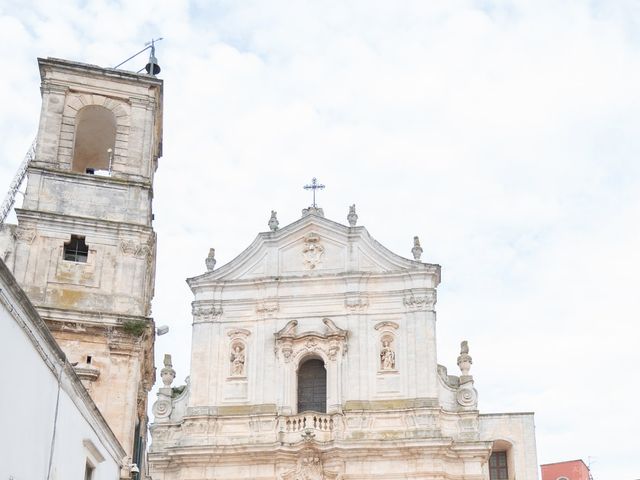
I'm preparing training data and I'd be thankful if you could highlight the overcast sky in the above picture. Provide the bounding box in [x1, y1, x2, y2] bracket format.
[1, 1, 639, 478]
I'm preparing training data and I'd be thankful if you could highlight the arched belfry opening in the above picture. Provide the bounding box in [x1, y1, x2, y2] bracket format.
[297, 358, 326, 413]
[72, 105, 116, 173]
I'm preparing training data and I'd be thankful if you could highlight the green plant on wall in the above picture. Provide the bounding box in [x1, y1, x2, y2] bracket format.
[122, 319, 147, 337]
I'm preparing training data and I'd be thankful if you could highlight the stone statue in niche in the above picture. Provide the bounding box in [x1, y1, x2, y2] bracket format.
[230, 344, 246, 376]
[380, 338, 396, 370]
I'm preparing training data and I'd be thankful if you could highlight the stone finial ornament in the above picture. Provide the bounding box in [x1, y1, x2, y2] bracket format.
[160, 354, 176, 387]
[347, 204, 358, 227]
[457, 340, 472, 377]
[411, 236, 423, 260]
[205, 248, 216, 271]
[268, 210, 279, 231]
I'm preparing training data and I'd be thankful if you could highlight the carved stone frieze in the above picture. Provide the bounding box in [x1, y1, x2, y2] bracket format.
[256, 301, 279, 316]
[192, 302, 223, 322]
[279, 448, 342, 480]
[120, 238, 154, 259]
[274, 318, 348, 363]
[403, 291, 436, 312]
[344, 296, 369, 312]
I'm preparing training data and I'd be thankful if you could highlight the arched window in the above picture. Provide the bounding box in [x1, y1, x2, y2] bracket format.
[297, 358, 326, 413]
[72, 105, 116, 174]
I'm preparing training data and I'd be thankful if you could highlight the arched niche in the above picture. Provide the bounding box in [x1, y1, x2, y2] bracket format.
[72, 105, 116, 173]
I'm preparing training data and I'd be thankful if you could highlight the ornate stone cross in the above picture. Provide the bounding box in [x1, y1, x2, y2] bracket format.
[304, 177, 325, 208]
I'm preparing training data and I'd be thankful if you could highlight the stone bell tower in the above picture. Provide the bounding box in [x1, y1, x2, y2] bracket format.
[10, 57, 163, 472]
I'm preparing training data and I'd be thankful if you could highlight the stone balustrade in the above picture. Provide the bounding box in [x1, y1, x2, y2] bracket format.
[277, 412, 342, 443]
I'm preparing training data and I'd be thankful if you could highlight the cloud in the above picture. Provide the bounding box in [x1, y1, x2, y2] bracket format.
[1, 1, 639, 477]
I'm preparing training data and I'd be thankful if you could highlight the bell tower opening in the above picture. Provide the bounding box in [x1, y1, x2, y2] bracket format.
[72, 105, 116, 173]
[297, 358, 327, 413]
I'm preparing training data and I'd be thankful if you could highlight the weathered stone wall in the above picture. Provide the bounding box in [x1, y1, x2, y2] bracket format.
[9, 57, 162, 472]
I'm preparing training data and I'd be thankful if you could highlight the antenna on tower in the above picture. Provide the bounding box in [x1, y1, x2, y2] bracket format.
[113, 37, 163, 76]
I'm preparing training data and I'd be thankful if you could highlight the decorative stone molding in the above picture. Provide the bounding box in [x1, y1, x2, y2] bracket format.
[374, 321, 399, 331]
[256, 301, 279, 316]
[120, 239, 154, 259]
[15, 227, 36, 244]
[74, 363, 100, 393]
[279, 448, 342, 480]
[344, 296, 369, 312]
[191, 302, 223, 322]
[274, 318, 348, 363]
[227, 328, 251, 339]
[152, 398, 172, 420]
[403, 291, 436, 312]
[456, 386, 478, 408]
[302, 233, 325, 270]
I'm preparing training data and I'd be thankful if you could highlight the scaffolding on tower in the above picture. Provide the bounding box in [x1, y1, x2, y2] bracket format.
[0, 140, 36, 225]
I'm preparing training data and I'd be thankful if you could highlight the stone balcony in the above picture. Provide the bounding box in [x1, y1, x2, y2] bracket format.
[277, 411, 343, 443]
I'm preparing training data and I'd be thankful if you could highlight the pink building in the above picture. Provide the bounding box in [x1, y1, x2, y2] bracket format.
[541, 460, 592, 480]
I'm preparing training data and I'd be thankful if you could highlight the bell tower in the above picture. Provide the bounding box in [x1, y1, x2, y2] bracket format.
[12, 57, 163, 472]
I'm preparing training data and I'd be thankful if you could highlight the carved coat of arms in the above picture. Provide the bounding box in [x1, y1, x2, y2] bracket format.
[302, 233, 325, 269]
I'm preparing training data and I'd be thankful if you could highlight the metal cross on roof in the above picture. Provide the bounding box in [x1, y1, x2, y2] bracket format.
[303, 177, 325, 208]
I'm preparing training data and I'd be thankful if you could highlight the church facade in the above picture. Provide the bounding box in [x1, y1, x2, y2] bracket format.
[149, 207, 538, 480]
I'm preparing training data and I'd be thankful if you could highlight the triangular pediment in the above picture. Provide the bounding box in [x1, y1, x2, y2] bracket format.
[187, 214, 439, 287]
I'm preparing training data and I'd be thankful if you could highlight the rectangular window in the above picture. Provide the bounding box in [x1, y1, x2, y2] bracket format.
[489, 451, 508, 480]
[63, 235, 89, 263]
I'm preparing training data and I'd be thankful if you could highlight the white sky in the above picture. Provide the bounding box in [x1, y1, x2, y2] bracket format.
[1, 1, 639, 478]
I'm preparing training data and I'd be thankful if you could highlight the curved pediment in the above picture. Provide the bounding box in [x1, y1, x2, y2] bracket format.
[187, 213, 439, 288]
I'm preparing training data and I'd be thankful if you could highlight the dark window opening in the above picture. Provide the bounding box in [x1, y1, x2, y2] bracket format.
[489, 451, 508, 480]
[86, 355, 92, 364]
[297, 359, 326, 413]
[64, 235, 89, 263]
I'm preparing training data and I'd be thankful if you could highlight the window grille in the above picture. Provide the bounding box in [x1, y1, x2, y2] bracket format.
[489, 451, 508, 480]
[64, 235, 89, 263]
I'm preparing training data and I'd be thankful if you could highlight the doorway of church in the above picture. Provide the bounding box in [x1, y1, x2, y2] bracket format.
[297, 359, 327, 413]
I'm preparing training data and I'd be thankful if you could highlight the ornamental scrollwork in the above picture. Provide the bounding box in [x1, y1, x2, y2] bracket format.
[274, 318, 348, 363]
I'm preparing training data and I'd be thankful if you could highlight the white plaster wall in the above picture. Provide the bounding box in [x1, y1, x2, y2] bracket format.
[479, 413, 539, 480]
[0, 275, 123, 480]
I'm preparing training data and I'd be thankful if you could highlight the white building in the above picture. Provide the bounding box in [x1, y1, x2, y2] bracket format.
[149, 207, 539, 480]
[0, 259, 126, 480]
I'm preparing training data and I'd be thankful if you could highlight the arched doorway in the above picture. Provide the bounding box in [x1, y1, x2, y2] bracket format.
[297, 358, 326, 413]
